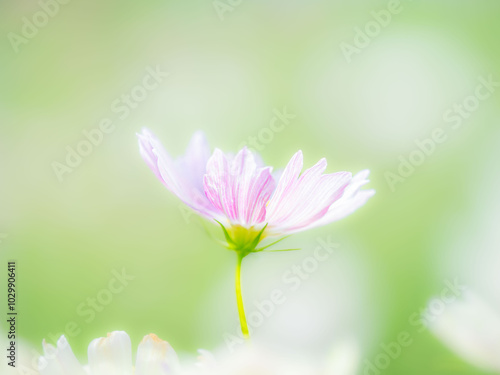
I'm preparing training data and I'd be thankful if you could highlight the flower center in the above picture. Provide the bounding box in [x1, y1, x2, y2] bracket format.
[217, 222, 268, 257]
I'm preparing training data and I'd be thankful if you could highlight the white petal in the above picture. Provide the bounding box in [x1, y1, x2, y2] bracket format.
[135, 334, 180, 375]
[55, 336, 86, 375]
[88, 331, 133, 375]
[39, 341, 64, 375]
[195, 349, 217, 370]
[38, 336, 85, 375]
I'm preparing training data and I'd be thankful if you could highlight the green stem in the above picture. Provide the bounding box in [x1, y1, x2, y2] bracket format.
[235, 253, 250, 340]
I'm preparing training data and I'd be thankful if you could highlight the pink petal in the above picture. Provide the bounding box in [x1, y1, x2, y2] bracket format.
[137, 128, 168, 185]
[301, 170, 375, 230]
[203, 148, 276, 226]
[265, 151, 303, 214]
[265, 152, 352, 233]
[137, 129, 222, 220]
[176, 131, 211, 192]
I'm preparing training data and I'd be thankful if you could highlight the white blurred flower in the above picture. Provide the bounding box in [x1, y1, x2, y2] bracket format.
[427, 135, 500, 373]
[38, 331, 179, 375]
[1, 330, 40, 375]
[185, 340, 360, 375]
[37, 331, 359, 375]
[427, 292, 500, 373]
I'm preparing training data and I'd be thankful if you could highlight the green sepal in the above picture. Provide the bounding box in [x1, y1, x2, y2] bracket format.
[201, 219, 230, 248]
[259, 248, 301, 252]
[253, 235, 290, 252]
[215, 220, 236, 247]
[246, 223, 268, 252]
[213, 221, 301, 256]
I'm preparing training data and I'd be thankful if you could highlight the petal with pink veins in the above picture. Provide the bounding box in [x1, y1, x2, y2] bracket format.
[265, 151, 352, 234]
[301, 170, 375, 230]
[137, 129, 222, 220]
[203, 148, 276, 227]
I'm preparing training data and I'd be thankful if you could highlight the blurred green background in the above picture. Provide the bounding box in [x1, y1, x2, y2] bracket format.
[1, 1, 500, 374]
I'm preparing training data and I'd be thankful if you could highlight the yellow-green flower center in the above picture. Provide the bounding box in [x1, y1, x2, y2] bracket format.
[216, 221, 268, 257]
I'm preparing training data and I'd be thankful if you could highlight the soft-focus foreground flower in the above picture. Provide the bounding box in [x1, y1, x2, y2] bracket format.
[38, 331, 360, 375]
[3, 329, 39, 375]
[427, 292, 500, 373]
[38, 331, 179, 375]
[425, 160, 500, 374]
[137, 129, 374, 338]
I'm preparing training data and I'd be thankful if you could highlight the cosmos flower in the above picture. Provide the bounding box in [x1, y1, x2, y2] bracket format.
[137, 128, 374, 338]
[137, 128, 374, 245]
[37, 331, 360, 375]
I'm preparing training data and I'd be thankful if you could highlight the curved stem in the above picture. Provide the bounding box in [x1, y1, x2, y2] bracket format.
[235, 253, 250, 340]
